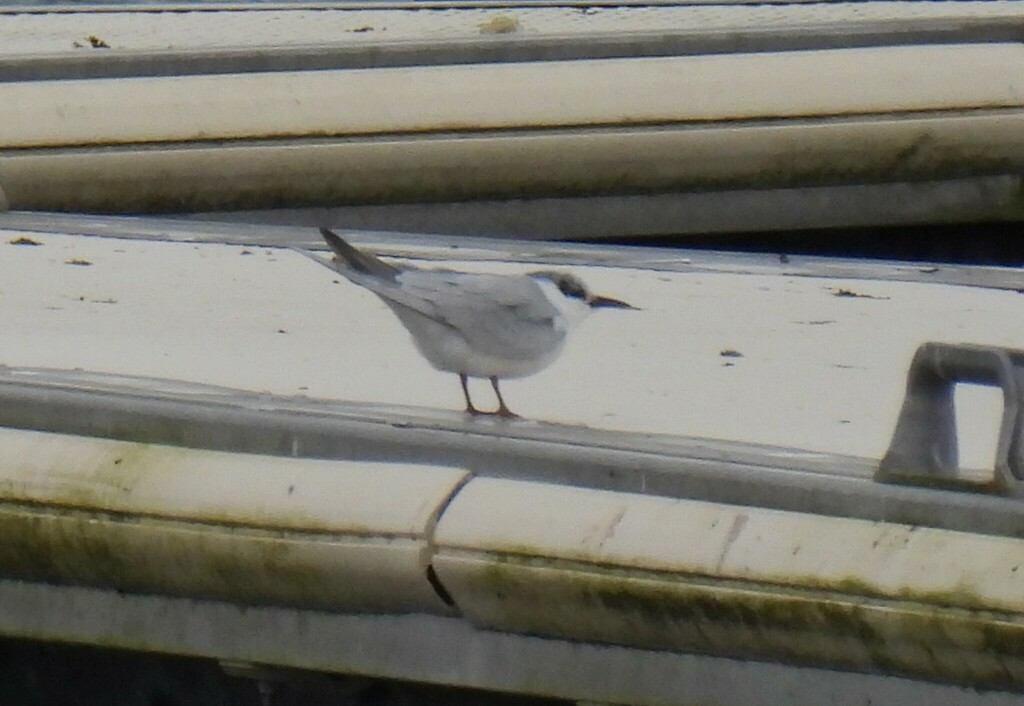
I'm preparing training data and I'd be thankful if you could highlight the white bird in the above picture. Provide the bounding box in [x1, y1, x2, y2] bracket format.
[308, 228, 636, 418]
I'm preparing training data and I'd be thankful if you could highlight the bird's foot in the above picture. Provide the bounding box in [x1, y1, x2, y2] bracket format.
[464, 406, 520, 419]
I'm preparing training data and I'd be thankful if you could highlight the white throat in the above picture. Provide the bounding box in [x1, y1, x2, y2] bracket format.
[534, 277, 592, 334]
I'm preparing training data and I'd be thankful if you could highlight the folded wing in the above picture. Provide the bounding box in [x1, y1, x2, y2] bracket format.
[396, 270, 565, 360]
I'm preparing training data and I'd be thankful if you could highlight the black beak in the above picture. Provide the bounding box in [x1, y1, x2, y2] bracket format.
[589, 295, 638, 310]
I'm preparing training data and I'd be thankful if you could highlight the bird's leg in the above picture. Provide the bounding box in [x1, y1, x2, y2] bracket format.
[490, 377, 519, 418]
[460, 374, 483, 416]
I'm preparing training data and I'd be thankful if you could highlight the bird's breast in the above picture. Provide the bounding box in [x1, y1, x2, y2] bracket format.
[414, 327, 564, 379]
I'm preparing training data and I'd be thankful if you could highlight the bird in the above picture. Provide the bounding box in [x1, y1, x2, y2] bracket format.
[305, 227, 637, 418]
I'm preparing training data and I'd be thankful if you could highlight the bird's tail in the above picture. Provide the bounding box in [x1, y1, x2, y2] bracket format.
[319, 227, 400, 280]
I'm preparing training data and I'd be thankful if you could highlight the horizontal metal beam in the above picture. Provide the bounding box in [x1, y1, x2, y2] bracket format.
[6, 46, 1023, 149]
[5, 208, 1024, 291]
[1, 366, 1023, 538]
[2, 19, 1023, 82]
[3, 579, 1017, 706]
[4, 114, 1024, 214]
[164, 176, 1024, 240]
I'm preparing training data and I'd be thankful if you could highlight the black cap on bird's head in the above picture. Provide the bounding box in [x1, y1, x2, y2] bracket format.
[531, 271, 637, 310]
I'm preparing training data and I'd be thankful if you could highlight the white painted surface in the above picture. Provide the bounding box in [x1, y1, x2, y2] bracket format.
[2, 3, 1024, 55]
[0, 426, 467, 534]
[2, 230, 1023, 461]
[0, 425, 467, 612]
[435, 477, 1024, 612]
[2, 44, 1022, 148]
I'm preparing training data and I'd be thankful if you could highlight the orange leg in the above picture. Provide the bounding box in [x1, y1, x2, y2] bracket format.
[490, 376, 519, 418]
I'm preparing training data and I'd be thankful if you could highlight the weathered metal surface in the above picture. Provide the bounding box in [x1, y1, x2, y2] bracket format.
[3, 210, 1024, 290]
[4, 364, 1024, 542]
[3, 220, 1024, 700]
[3, 45, 1023, 148]
[4, 579, 1022, 706]
[2, 437, 1024, 691]
[879, 343, 1024, 492]
[3, 221, 1024, 461]
[3, 1, 1024, 64]
[3, 4, 1024, 227]
[4, 113, 1024, 214]
[434, 478, 1024, 687]
[0, 427, 466, 613]
[173, 176, 1024, 241]
[437, 478, 1024, 612]
[2, 44, 1024, 219]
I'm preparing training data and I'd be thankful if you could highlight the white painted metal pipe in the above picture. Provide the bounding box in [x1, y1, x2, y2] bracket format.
[2, 112, 1023, 213]
[1, 44, 1022, 149]
[0, 427, 467, 613]
[434, 478, 1024, 685]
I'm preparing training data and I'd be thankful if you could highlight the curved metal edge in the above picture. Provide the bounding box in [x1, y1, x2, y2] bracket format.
[878, 342, 1024, 494]
[4, 366, 1024, 539]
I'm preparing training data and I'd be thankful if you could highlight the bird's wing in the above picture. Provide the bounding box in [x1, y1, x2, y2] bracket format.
[292, 243, 443, 321]
[297, 245, 565, 359]
[396, 271, 566, 359]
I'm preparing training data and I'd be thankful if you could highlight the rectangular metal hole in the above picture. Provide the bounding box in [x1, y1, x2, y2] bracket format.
[953, 383, 1004, 479]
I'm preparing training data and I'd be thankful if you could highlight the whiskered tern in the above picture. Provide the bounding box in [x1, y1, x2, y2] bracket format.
[306, 228, 636, 418]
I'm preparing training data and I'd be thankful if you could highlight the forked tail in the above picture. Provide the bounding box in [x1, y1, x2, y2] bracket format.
[319, 227, 400, 280]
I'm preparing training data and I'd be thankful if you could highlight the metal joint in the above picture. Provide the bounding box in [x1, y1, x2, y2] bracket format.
[877, 342, 1024, 494]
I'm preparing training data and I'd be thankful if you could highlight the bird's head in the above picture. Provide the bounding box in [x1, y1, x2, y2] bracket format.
[531, 271, 637, 328]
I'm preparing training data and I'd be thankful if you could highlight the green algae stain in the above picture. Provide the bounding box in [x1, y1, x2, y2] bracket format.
[461, 555, 1024, 690]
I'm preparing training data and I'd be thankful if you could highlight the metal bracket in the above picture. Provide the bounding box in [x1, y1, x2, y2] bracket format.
[877, 342, 1024, 494]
